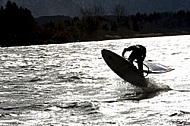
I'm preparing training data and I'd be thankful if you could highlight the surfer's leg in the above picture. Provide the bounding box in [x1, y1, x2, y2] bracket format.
[128, 58, 134, 64]
[128, 53, 135, 64]
[137, 60, 144, 76]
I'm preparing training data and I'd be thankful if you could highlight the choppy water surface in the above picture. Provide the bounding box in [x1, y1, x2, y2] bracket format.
[0, 35, 190, 125]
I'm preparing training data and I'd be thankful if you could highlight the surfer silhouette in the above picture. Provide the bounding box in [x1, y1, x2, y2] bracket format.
[122, 45, 146, 76]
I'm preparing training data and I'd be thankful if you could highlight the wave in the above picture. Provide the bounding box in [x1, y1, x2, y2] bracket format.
[55, 101, 100, 115]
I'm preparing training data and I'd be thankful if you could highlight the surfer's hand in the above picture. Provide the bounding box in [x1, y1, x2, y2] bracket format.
[123, 56, 127, 59]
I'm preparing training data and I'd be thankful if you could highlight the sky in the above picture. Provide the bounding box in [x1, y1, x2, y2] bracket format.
[1, 0, 190, 17]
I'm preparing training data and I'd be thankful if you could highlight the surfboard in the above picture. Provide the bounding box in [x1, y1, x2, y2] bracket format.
[101, 49, 148, 87]
[101, 49, 174, 87]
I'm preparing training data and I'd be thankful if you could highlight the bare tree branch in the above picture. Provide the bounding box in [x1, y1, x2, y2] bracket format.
[80, 6, 105, 17]
[112, 5, 128, 17]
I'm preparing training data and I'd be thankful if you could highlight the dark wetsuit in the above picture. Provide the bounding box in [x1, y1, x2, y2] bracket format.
[122, 45, 146, 76]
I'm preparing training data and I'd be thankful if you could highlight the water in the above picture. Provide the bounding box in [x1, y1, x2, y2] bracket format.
[0, 35, 190, 125]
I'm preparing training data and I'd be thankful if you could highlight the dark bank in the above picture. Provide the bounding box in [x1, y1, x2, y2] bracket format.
[1, 1, 190, 47]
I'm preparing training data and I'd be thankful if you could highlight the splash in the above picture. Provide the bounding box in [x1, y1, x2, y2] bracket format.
[120, 78, 172, 101]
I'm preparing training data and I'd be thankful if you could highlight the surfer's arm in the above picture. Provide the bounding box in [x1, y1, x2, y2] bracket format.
[142, 49, 146, 60]
[122, 46, 134, 57]
[122, 49, 126, 57]
[142, 54, 146, 60]
[122, 48, 128, 57]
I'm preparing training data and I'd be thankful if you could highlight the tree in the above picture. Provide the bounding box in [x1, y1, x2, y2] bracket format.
[0, 1, 36, 47]
[80, 6, 105, 17]
[112, 5, 128, 20]
[79, 6, 105, 39]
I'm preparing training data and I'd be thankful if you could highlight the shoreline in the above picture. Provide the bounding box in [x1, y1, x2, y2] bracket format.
[1, 32, 190, 48]
[104, 32, 190, 40]
[75, 32, 190, 43]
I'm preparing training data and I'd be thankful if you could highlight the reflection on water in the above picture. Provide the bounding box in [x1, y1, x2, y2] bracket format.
[0, 35, 190, 125]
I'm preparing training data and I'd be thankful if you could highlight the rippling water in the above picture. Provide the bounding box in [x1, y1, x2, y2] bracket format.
[0, 35, 190, 125]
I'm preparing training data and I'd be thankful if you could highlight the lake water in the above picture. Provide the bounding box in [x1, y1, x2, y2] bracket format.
[0, 35, 190, 125]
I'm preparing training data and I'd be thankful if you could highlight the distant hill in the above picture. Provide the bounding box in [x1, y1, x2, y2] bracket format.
[35, 15, 72, 25]
[1, 0, 190, 17]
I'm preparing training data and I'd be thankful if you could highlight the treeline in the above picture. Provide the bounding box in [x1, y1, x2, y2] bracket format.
[1, 1, 190, 47]
[0, 1, 36, 46]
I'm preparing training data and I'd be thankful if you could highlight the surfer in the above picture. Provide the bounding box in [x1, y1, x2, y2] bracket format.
[122, 45, 146, 76]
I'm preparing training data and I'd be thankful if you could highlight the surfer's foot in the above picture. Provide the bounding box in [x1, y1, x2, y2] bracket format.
[140, 74, 144, 77]
[139, 72, 144, 77]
